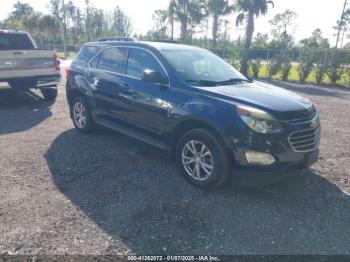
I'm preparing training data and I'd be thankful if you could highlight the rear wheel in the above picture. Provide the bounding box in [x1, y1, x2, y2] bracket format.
[176, 128, 231, 189]
[41, 88, 58, 101]
[71, 97, 95, 133]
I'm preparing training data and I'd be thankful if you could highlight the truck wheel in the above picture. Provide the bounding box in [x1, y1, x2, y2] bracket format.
[41, 88, 58, 101]
[176, 128, 231, 190]
[71, 97, 95, 133]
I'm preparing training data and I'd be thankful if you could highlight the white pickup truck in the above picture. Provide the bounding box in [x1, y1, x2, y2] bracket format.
[0, 29, 61, 101]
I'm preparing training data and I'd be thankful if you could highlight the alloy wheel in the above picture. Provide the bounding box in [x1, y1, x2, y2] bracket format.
[181, 140, 214, 181]
[73, 101, 87, 129]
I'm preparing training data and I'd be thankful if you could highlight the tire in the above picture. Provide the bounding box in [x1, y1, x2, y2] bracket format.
[176, 128, 231, 190]
[41, 88, 58, 101]
[71, 96, 95, 133]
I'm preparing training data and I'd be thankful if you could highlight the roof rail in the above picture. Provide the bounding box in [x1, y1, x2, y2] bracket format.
[97, 37, 136, 42]
[149, 40, 180, 44]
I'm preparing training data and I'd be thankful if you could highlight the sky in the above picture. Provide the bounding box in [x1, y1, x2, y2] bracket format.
[0, 0, 347, 46]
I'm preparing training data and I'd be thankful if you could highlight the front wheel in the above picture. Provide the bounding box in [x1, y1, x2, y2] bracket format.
[41, 88, 57, 101]
[71, 97, 95, 133]
[176, 128, 231, 190]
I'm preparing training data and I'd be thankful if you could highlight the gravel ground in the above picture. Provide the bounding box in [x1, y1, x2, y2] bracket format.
[0, 79, 350, 255]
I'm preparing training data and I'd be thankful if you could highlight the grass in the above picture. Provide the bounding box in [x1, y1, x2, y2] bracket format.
[56, 51, 77, 60]
[249, 64, 350, 87]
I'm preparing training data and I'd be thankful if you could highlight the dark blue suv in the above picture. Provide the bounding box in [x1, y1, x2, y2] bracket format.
[66, 40, 320, 189]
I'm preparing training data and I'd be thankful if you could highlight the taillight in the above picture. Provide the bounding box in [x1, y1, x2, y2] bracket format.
[53, 54, 60, 71]
[66, 67, 71, 80]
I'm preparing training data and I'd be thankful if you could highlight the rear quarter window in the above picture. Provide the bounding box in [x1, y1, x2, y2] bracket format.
[0, 33, 35, 50]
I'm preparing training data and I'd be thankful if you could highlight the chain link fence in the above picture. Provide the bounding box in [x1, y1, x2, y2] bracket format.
[212, 48, 350, 87]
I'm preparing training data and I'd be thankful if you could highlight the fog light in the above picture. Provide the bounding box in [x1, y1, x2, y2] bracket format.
[245, 150, 276, 165]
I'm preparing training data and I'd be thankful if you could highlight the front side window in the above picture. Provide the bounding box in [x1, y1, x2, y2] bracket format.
[97, 47, 127, 74]
[161, 49, 247, 86]
[127, 49, 165, 79]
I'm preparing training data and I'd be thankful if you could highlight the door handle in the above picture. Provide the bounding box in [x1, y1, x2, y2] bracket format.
[92, 77, 101, 87]
[13, 51, 25, 55]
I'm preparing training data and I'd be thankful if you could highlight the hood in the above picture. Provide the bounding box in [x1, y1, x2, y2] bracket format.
[197, 81, 313, 114]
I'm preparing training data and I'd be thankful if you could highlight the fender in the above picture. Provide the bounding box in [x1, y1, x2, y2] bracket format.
[167, 94, 239, 149]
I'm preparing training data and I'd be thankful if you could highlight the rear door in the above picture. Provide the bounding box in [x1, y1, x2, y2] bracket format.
[89, 46, 129, 123]
[0, 32, 57, 79]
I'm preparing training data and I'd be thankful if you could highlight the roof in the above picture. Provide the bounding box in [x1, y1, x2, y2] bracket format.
[85, 40, 204, 51]
[0, 29, 27, 35]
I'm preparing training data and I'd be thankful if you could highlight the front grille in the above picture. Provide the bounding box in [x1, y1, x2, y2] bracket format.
[287, 111, 317, 125]
[288, 124, 321, 152]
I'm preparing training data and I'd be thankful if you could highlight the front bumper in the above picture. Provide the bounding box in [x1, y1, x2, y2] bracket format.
[232, 149, 319, 187]
[227, 109, 321, 187]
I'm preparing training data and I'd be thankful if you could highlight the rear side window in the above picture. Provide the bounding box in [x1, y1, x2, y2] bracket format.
[97, 47, 128, 74]
[75, 46, 99, 64]
[127, 49, 165, 79]
[0, 33, 34, 50]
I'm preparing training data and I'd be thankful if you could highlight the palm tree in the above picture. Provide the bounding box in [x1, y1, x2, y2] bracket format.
[236, 0, 274, 75]
[208, 0, 234, 48]
[168, 0, 206, 42]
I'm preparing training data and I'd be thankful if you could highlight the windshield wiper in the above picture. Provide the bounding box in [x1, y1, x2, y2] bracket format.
[219, 78, 252, 84]
[186, 78, 252, 87]
[185, 79, 220, 86]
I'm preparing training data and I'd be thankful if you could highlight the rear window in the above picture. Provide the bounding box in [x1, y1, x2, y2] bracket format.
[94, 47, 128, 74]
[0, 33, 34, 50]
[75, 46, 100, 64]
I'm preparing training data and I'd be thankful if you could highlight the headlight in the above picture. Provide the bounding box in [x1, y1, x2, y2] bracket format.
[237, 105, 282, 134]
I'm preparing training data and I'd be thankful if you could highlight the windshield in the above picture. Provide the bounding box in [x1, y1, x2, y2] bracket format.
[161, 49, 248, 86]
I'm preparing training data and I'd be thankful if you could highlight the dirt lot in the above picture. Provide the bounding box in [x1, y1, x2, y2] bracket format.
[0, 79, 350, 255]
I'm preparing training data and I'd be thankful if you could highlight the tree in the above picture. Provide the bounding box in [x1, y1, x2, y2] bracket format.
[334, 9, 350, 48]
[207, 0, 234, 48]
[10, 1, 34, 19]
[236, 0, 274, 75]
[168, 0, 207, 42]
[299, 29, 330, 48]
[269, 9, 297, 40]
[335, 0, 348, 48]
[152, 9, 169, 39]
[251, 33, 269, 48]
[112, 6, 132, 37]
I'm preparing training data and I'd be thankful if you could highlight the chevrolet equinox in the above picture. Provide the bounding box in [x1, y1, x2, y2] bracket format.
[66, 40, 320, 189]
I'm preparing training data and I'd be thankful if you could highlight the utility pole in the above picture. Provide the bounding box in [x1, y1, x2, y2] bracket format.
[336, 0, 347, 48]
[62, 0, 68, 59]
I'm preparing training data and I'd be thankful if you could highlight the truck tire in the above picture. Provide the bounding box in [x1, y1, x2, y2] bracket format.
[41, 88, 58, 101]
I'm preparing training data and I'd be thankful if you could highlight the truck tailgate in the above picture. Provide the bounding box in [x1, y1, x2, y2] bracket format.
[0, 50, 58, 79]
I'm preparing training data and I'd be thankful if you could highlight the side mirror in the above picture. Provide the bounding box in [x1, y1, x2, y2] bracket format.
[142, 69, 168, 85]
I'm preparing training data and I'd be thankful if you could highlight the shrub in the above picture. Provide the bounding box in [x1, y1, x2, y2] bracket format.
[281, 62, 292, 81]
[326, 50, 345, 85]
[249, 59, 262, 78]
[298, 48, 315, 83]
[314, 64, 325, 84]
[267, 50, 291, 80]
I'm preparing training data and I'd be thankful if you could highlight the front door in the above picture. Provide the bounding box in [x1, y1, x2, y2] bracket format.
[117, 48, 172, 138]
